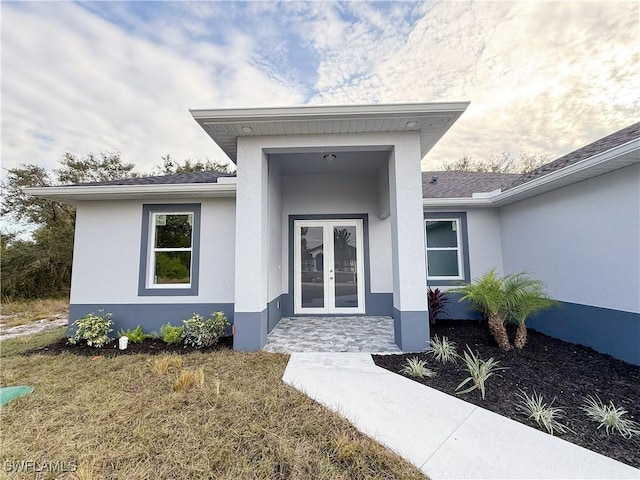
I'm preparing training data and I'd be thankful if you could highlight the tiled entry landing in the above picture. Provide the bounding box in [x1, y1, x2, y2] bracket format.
[262, 316, 401, 353]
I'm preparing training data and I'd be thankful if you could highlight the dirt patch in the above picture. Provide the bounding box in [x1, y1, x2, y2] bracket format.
[373, 320, 640, 469]
[0, 315, 68, 340]
[22, 335, 233, 357]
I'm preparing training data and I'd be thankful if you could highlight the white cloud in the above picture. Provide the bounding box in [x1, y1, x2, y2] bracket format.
[1, 0, 637, 181]
[1, 2, 305, 176]
[303, 1, 639, 169]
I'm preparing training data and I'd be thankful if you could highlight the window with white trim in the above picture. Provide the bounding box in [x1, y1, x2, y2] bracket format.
[139, 204, 200, 296]
[149, 212, 194, 287]
[425, 218, 464, 280]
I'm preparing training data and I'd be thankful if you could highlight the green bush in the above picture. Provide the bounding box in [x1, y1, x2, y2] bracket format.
[160, 323, 184, 345]
[182, 312, 229, 348]
[117, 325, 147, 344]
[68, 310, 114, 348]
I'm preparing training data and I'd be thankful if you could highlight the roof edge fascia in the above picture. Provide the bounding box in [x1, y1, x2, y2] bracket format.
[24, 182, 237, 204]
[190, 102, 470, 122]
[423, 138, 639, 208]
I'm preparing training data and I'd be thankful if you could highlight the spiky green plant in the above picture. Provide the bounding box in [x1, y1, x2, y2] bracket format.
[455, 347, 507, 399]
[429, 335, 458, 363]
[516, 390, 570, 435]
[400, 357, 436, 379]
[581, 395, 640, 438]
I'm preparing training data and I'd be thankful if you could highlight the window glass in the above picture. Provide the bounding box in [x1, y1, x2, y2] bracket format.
[426, 221, 458, 248]
[155, 214, 193, 248]
[155, 251, 192, 284]
[427, 251, 460, 277]
[425, 218, 462, 280]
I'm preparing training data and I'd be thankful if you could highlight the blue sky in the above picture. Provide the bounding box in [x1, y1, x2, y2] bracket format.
[2, 1, 638, 176]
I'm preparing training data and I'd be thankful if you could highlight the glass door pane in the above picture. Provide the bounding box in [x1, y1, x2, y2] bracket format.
[300, 226, 324, 308]
[333, 226, 358, 308]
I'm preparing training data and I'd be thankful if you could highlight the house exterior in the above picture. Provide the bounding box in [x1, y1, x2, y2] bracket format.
[26, 104, 640, 364]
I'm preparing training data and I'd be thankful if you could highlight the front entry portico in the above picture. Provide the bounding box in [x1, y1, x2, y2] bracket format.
[191, 103, 469, 352]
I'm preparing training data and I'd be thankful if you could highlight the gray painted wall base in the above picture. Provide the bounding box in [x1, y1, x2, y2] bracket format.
[68, 303, 235, 336]
[528, 302, 640, 365]
[234, 310, 268, 351]
[393, 308, 430, 352]
[267, 296, 283, 333]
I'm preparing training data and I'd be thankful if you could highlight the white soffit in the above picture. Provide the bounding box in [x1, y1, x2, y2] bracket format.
[190, 102, 469, 162]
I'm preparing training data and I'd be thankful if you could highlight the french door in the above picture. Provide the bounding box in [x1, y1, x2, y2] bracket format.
[293, 219, 365, 314]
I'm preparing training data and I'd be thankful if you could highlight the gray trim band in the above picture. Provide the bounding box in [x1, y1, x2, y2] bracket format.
[138, 203, 201, 296]
[423, 211, 470, 286]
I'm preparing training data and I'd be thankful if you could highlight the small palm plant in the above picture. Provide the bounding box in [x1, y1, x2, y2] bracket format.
[505, 274, 559, 349]
[453, 270, 558, 351]
[452, 269, 513, 350]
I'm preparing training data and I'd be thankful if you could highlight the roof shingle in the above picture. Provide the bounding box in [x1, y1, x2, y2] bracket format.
[71, 170, 234, 186]
[507, 122, 640, 190]
[422, 171, 519, 198]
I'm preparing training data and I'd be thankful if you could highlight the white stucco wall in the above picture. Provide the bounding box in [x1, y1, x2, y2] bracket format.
[281, 173, 393, 294]
[499, 164, 640, 313]
[71, 198, 236, 304]
[268, 162, 283, 303]
[466, 208, 504, 278]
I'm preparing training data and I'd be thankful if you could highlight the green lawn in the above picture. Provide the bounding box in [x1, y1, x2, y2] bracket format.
[1, 329, 426, 480]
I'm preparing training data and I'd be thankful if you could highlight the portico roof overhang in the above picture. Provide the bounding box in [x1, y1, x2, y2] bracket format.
[190, 102, 469, 163]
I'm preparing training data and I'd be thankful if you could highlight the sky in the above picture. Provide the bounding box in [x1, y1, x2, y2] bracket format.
[1, 0, 638, 177]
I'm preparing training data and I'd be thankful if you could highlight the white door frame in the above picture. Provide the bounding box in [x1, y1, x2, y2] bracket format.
[293, 219, 365, 314]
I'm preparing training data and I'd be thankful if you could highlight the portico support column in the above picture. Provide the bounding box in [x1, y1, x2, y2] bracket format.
[388, 135, 430, 351]
[233, 138, 269, 351]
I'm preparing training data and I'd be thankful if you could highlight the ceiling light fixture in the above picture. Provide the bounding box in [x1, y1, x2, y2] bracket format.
[241, 126, 253, 134]
[323, 153, 336, 161]
[406, 121, 418, 129]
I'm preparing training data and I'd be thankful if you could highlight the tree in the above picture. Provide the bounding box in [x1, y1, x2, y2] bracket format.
[154, 154, 235, 175]
[0, 152, 138, 299]
[504, 274, 559, 349]
[442, 152, 549, 174]
[453, 269, 514, 351]
[453, 270, 559, 351]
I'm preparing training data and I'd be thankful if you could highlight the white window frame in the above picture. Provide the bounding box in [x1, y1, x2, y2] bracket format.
[425, 218, 464, 281]
[147, 211, 194, 289]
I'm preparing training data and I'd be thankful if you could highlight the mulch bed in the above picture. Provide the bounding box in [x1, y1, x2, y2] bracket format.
[23, 336, 233, 357]
[373, 320, 640, 469]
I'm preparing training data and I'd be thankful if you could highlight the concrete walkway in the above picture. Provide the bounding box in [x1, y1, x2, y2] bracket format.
[283, 353, 639, 479]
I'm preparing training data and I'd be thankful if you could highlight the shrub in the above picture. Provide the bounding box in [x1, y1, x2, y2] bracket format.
[516, 390, 570, 435]
[400, 357, 436, 379]
[67, 310, 113, 348]
[581, 395, 640, 438]
[428, 288, 450, 325]
[182, 312, 229, 348]
[429, 335, 458, 363]
[455, 347, 507, 400]
[160, 323, 184, 345]
[117, 325, 147, 344]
